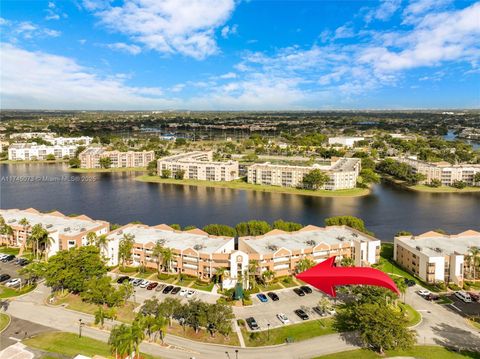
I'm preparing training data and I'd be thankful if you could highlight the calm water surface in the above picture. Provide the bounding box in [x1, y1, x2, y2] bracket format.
[1, 163, 479, 241]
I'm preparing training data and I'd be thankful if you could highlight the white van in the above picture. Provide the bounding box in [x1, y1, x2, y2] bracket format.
[455, 291, 472, 303]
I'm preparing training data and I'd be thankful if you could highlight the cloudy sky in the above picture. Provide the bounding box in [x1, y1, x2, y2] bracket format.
[1, 0, 479, 110]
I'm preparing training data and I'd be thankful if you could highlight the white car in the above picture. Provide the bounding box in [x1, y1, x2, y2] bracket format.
[277, 313, 290, 324]
[325, 308, 336, 316]
[418, 289, 431, 297]
[179, 288, 188, 296]
[455, 291, 472, 303]
[139, 280, 150, 288]
[0, 254, 8, 260]
[186, 290, 196, 298]
[5, 278, 21, 287]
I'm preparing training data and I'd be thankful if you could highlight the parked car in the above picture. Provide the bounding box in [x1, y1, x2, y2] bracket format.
[0, 254, 7, 260]
[179, 288, 188, 296]
[455, 291, 472, 303]
[417, 289, 431, 297]
[325, 308, 336, 315]
[186, 290, 196, 298]
[17, 258, 29, 266]
[294, 309, 309, 320]
[147, 282, 158, 290]
[300, 285, 312, 294]
[313, 306, 327, 316]
[426, 293, 440, 301]
[467, 292, 480, 302]
[246, 317, 259, 330]
[267, 292, 279, 301]
[0, 274, 11, 282]
[139, 280, 151, 288]
[162, 285, 174, 294]
[132, 278, 143, 286]
[116, 276, 130, 284]
[171, 286, 181, 295]
[1, 254, 15, 262]
[404, 278, 416, 287]
[155, 284, 166, 292]
[293, 287, 305, 296]
[5, 278, 21, 287]
[276, 313, 290, 324]
[257, 293, 268, 302]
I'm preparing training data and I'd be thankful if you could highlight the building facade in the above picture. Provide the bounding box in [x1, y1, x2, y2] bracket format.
[8, 143, 78, 160]
[328, 136, 365, 147]
[394, 230, 480, 285]
[106, 224, 248, 288]
[157, 151, 239, 181]
[247, 157, 361, 190]
[239, 225, 381, 277]
[79, 148, 155, 168]
[397, 157, 480, 186]
[0, 208, 116, 265]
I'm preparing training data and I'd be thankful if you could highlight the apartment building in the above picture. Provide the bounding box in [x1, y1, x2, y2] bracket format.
[328, 136, 365, 148]
[157, 151, 239, 181]
[394, 230, 480, 285]
[0, 208, 116, 265]
[8, 143, 77, 160]
[397, 156, 480, 186]
[79, 147, 155, 168]
[9, 132, 54, 140]
[49, 136, 93, 146]
[239, 225, 381, 277]
[106, 224, 248, 288]
[247, 157, 361, 190]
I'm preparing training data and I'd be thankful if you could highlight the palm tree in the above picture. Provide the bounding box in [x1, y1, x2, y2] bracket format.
[393, 276, 407, 304]
[262, 269, 275, 284]
[215, 267, 227, 290]
[469, 246, 480, 280]
[295, 257, 315, 273]
[18, 217, 30, 254]
[95, 234, 109, 256]
[28, 224, 48, 260]
[248, 260, 259, 289]
[152, 316, 168, 344]
[86, 231, 97, 246]
[109, 324, 133, 359]
[40, 234, 54, 261]
[152, 240, 164, 273]
[131, 321, 145, 359]
[161, 247, 173, 273]
[0, 217, 14, 247]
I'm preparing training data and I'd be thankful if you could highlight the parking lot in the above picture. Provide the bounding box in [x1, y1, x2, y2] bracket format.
[445, 293, 480, 316]
[235, 286, 336, 331]
[0, 257, 26, 287]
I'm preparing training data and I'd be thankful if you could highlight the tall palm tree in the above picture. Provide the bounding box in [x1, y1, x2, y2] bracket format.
[86, 231, 97, 246]
[40, 234, 54, 261]
[248, 260, 259, 289]
[152, 316, 168, 344]
[18, 218, 30, 254]
[131, 321, 145, 359]
[215, 267, 227, 290]
[393, 276, 407, 304]
[0, 216, 14, 247]
[262, 269, 275, 284]
[28, 224, 48, 260]
[95, 234, 109, 256]
[109, 324, 133, 359]
[152, 240, 164, 273]
[469, 246, 480, 280]
[161, 247, 173, 273]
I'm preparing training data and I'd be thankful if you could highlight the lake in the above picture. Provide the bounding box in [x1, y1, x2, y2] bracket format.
[1, 163, 479, 241]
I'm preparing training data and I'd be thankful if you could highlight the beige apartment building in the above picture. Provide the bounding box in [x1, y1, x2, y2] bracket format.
[106, 224, 247, 289]
[79, 147, 155, 168]
[397, 156, 480, 186]
[157, 151, 239, 181]
[239, 225, 381, 277]
[8, 143, 78, 160]
[0, 208, 117, 265]
[394, 230, 480, 285]
[247, 157, 361, 190]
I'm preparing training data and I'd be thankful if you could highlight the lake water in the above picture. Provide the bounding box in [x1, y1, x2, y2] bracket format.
[1, 163, 479, 241]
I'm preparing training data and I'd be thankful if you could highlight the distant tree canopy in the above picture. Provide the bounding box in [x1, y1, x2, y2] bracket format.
[302, 169, 330, 190]
[376, 159, 425, 185]
[325, 216, 373, 236]
[235, 220, 272, 236]
[272, 219, 303, 232]
[202, 224, 237, 237]
[99, 157, 112, 169]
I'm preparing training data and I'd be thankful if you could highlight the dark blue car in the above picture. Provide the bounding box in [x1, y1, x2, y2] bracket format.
[256, 293, 268, 302]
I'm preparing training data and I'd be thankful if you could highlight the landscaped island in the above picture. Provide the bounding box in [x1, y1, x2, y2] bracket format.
[135, 175, 370, 197]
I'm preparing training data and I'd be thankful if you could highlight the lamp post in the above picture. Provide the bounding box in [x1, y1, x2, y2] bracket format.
[235, 349, 239, 359]
[78, 318, 84, 338]
[133, 289, 136, 304]
[225, 351, 231, 359]
[267, 323, 270, 341]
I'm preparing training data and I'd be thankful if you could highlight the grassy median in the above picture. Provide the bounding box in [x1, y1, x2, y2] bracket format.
[0, 313, 10, 332]
[136, 175, 370, 198]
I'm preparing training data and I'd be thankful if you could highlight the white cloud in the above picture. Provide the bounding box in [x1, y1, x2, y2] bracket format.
[219, 72, 237, 79]
[0, 43, 175, 110]
[221, 24, 238, 38]
[2, 20, 61, 40]
[402, 0, 453, 24]
[365, 0, 402, 23]
[170, 84, 185, 92]
[106, 42, 142, 55]
[79, 39, 87, 45]
[334, 24, 355, 39]
[85, 0, 236, 59]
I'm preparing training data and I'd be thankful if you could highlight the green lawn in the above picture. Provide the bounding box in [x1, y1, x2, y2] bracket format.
[258, 282, 283, 292]
[0, 313, 10, 332]
[23, 332, 159, 359]
[156, 273, 178, 284]
[136, 175, 370, 198]
[0, 247, 20, 255]
[313, 345, 480, 359]
[0, 284, 36, 299]
[399, 303, 422, 327]
[191, 281, 214, 292]
[242, 318, 335, 347]
[0, 160, 66, 164]
[410, 185, 480, 193]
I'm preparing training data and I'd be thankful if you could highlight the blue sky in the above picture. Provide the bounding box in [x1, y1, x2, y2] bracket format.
[1, 0, 479, 110]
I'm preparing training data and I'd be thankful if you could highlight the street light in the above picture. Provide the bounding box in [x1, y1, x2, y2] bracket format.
[267, 323, 270, 341]
[78, 319, 84, 338]
[225, 351, 231, 359]
[133, 289, 136, 304]
[235, 349, 239, 359]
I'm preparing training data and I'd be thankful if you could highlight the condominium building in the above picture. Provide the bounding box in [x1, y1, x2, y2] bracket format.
[239, 225, 381, 277]
[9, 132, 54, 140]
[157, 151, 239, 181]
[247, 157, 361, 190]
[394, 230, 480, 285]
[8, 143, 77, 160]
[0, 208, 116, 265]
[328, 136, 365, 148]
[396, 157, 480, 186]
[49, 136, 93, 146]
[106, 224, 248, 288]
[79, 147, 155, 168]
